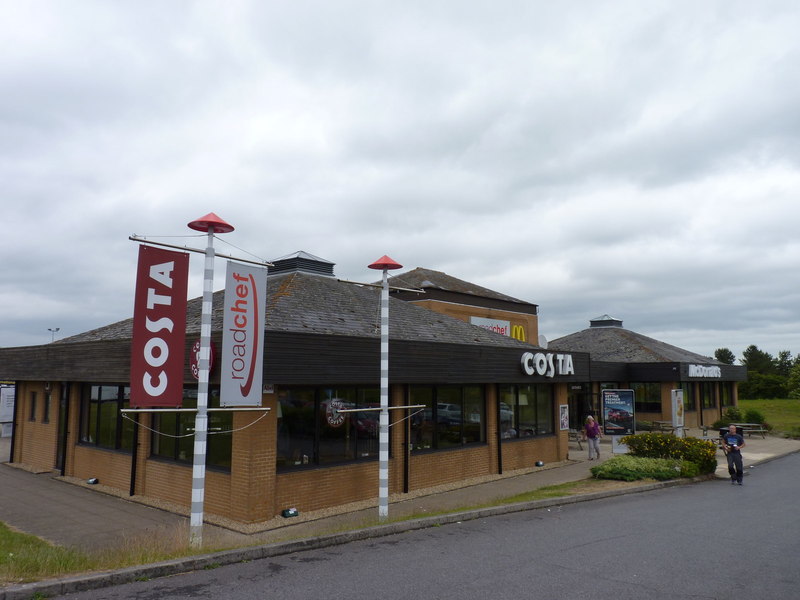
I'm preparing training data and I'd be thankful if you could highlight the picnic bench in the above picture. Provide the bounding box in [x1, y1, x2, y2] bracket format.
[653, 421, 687, 436]
[699, 426, 722, 444]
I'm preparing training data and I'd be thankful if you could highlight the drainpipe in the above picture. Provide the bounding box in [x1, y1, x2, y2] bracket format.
[129, 414, 139, 496]
[59, 382, 71, 476]
[403, 388, 410, 494]
[496, 385, 503, 475]
[9, 381, 19, 463]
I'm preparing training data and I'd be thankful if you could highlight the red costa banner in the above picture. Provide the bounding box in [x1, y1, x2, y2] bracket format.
[130, 246, 189, 408]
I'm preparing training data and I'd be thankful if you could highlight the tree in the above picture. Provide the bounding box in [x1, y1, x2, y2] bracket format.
[738, 372, 787, 399]
[714, 348, 736, 365]
[740, 345, 775, 375]
[788, 362, 800, 399]
[775, 350, 793, 377]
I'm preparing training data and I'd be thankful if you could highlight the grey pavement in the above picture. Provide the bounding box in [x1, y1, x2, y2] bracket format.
[1, 430, 798, 599]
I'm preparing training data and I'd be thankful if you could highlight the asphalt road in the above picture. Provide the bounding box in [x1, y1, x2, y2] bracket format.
[58, 453, 800, 600]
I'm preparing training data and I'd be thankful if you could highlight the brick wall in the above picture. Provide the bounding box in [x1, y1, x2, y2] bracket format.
[13, 382, 59, 471]
[27, 380, 566, 524]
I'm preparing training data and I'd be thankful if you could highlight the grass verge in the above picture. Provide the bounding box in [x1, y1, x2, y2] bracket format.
[0, 522, 230, 587]
[1, 479, 623, 584]
[738, 398, 800, 436]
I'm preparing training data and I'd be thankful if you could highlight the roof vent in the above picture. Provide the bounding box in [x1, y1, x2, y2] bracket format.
[269, 251, 335, 277]
[590, 314, 623, 328]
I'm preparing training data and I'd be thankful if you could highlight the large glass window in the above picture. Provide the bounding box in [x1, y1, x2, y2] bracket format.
[701, 382, 716, 409]
[409, 385, 485, 451]
[680, 382, 695, 412]
[498, 384, 553, 440]
[631, 382, 661, 413]
[720, 383, 734, 407]
[151, 386, 232, 470]
[79, 385, 134, 452]
[277, 387, 380, 470]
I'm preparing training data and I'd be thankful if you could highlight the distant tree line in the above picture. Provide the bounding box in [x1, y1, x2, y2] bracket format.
[714, 345, 800, 399]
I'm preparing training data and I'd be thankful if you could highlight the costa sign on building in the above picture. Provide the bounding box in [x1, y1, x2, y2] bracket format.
[130, 246, 189, 408]
[520, 351, 575, 378]
[221, 262, 266, 407]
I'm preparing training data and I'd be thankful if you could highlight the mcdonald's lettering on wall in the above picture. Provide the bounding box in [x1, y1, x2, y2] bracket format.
[511, 324, 526, 341]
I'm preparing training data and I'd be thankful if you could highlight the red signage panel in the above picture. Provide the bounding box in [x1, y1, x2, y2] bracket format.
[130, 245, 189, 407]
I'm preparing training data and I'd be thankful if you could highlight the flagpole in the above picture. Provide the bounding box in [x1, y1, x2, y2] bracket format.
[187, 213, 234, 547]
[368, 255, 402, 521]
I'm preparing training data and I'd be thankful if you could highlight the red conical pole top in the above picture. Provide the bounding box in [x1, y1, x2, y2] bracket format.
[188, 212, 235, 233]
[368, 255, 403, 270]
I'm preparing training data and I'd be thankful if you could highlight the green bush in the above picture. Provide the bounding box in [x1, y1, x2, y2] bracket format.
[590, 455, 699, 481]
[620, 432, 717, 474]
[711, 407, 745, 429]
[743, 409, 765, 424]
[784, 426, 800, 440]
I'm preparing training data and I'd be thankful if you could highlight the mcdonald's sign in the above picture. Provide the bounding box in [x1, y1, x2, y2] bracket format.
[511, 325, 526, 342]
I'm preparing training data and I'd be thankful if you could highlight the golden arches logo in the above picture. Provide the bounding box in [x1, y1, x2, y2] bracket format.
[511, 325, 526, 342]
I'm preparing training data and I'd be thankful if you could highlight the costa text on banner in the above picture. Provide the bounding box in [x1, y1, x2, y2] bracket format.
[130, 245, 189, 408]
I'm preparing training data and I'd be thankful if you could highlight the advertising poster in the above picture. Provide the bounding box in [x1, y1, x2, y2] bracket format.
[602, 389, 635, 437]
[671, 389, 685, 437]
[559, 405, 569, 430]
[221, 261, 267, 406]
[130, 246, 189, 408]
[0, 386, 15, 437]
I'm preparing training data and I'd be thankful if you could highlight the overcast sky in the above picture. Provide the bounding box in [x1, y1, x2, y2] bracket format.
[2, 0, 799, 362]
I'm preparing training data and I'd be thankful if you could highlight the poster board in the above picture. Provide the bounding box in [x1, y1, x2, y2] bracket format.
[601, 389, 635, 437]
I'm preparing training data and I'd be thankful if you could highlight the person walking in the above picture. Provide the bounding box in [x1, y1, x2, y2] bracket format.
[582, 415, 603, 460]
[723, 424, 746, 485]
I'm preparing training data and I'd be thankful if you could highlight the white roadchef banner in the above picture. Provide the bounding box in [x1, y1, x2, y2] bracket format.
[221, 261, 267, 406]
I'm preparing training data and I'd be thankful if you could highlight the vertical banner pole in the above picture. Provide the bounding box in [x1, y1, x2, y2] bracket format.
[367, 255, 402, 521]
[190, 226, 215, 547]
[378, 267, 389, 520]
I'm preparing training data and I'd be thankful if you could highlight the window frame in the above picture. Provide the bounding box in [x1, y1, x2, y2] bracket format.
[78, 384, 134, 452]
[150, 385, 232, 471]
[680, 382, 696, 412]
[700, 382, 716, 409]
[631, 382, 661, 413]
[29, 391, 37, 422]
[409, 385, 486, 452]
[276, 386, 383, 471]
[498, 383, 554, 441]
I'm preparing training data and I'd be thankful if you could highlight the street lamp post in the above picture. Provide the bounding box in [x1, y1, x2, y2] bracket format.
[48, 327, 60, 343]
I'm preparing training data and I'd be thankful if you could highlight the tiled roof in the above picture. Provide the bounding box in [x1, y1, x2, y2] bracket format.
[59, 271, 533, 349]
[385, 267, 530, 304]
[550, 326, 720, 364]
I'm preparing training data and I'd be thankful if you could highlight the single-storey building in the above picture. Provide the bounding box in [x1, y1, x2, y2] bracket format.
[551, 315, 747, 430]
[0, 252, 588, 524]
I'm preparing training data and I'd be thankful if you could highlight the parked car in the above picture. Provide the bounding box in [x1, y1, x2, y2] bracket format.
[437, 403, 461, 422]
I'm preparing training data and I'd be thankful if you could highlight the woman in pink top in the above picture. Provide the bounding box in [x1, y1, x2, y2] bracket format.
[582, 415, 603, 460]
